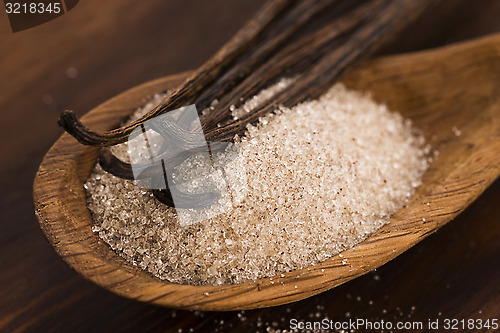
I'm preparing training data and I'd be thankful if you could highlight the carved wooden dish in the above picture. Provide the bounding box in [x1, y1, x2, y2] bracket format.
[33, 34, 500, 310]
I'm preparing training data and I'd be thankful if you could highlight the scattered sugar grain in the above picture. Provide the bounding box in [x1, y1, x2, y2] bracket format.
[66, 66, 78, 79]
[86, 83, 429, 285]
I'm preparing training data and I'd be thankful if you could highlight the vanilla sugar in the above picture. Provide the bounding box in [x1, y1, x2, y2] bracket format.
[85, 83, 429, 285]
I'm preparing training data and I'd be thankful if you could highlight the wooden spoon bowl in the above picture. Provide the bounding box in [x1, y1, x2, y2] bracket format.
[33, 33, 500, 311]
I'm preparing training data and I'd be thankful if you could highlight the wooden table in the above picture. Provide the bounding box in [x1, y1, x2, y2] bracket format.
[0, 1, 498, 332]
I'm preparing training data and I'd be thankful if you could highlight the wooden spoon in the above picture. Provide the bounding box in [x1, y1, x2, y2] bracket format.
[33, 33, 500, 311]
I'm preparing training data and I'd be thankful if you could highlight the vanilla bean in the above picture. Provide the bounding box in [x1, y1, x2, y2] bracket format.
[100, 148, 220, 208]
[151, 189, 177, 207]
[152, 188, 218, 209]
[98, 148, 135, 180]
[58, 0, 292, 146]
[204, 0, 384, 129]
[194, 0, 338, 110]
[62, 0, 438, 207]
[207, 0, 436, 142]
[98, 141, 229, 181]
[60, 0, 436, 148]
[100, 0, 436, 182]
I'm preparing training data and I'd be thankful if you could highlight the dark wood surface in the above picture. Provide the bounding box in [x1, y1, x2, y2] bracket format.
[0, 0, 499, 332]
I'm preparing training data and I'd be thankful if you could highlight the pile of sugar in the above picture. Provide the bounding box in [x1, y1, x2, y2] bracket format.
[85, 83, 429, 285]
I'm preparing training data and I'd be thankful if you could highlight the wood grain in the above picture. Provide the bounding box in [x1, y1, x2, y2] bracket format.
[33, 33, 500, 311]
